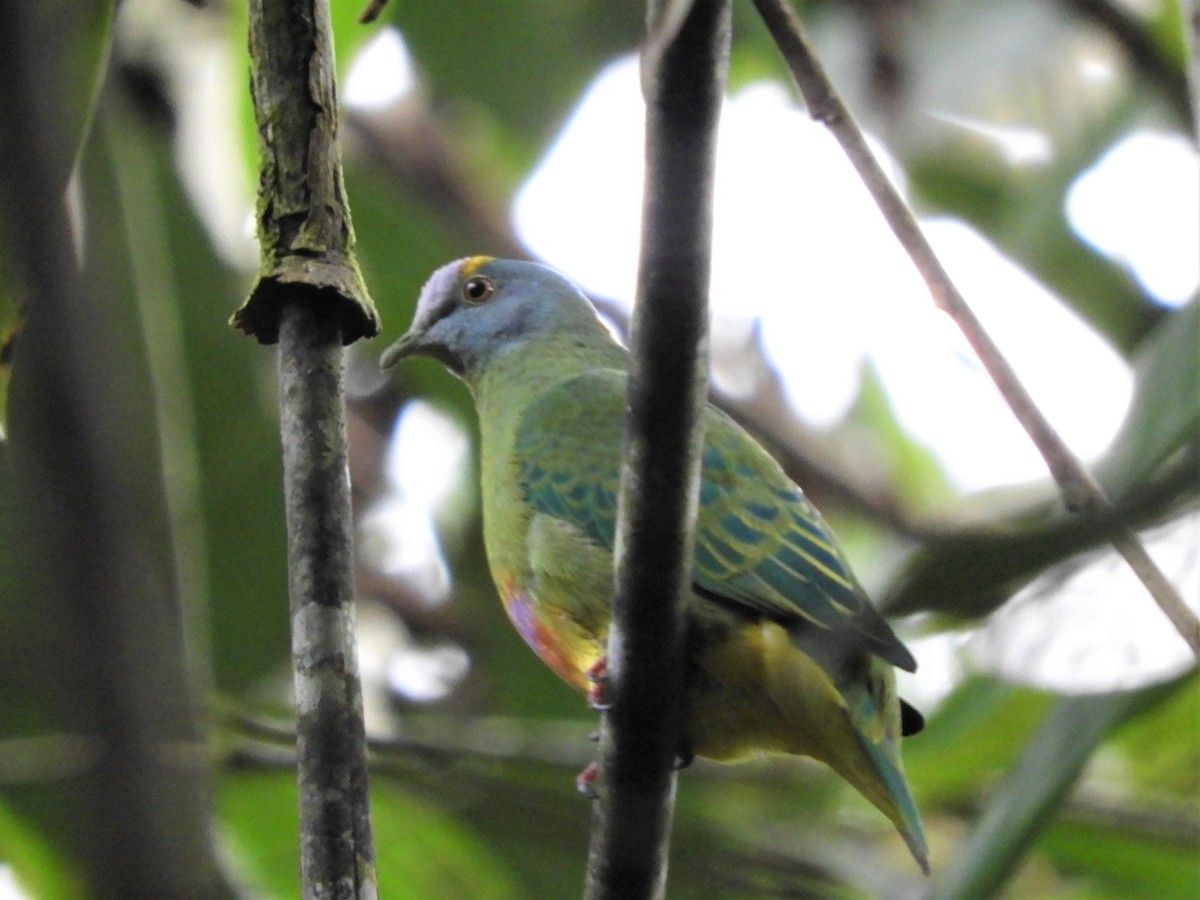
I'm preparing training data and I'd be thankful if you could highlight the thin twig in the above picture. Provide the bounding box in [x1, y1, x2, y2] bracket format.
[358, 0, 389, 25]
[752, 0, 1200, 659]
[1185, 0, 1200, 144]
[584, 1, 731, 898]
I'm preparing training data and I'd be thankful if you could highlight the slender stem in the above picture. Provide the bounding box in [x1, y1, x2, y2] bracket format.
[752, 0, 1200, 659]
[583, 2, 730, 898]
[1185, 0, 1200, 144]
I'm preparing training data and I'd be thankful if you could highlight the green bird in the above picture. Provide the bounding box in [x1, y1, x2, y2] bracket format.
[381, 257, 929, 873]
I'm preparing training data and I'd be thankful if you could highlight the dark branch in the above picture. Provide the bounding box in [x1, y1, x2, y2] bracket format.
[583, 2, 731, 898]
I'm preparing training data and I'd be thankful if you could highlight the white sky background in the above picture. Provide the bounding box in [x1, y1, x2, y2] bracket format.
[510, 53, 1196, 494]
[346, 31, 1199, 699]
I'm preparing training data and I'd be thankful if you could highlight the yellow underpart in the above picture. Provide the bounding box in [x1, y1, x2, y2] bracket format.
[686, 619, 844, 762]
[460, 255, 495, 277]
[686, 619, 913, 842]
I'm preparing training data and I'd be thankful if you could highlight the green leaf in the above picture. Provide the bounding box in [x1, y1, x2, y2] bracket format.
[930, 678, 1188, 900]
[1098, 297, 1200, 499]
[393, 1, 643, 184]
[217, 770, 521, 898]
[902, 677, 1054, 805]
[1041, 818, 1200, 900]
[1111, 672, 1200, 796]
[0, 1, 116, 436]
[0, 799, 86, 900]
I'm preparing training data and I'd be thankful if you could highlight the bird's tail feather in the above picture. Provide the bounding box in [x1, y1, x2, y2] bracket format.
[859, 732, 930, 875]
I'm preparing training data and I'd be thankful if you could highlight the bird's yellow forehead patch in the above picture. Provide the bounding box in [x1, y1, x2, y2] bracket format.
[460, 255, 495, 278]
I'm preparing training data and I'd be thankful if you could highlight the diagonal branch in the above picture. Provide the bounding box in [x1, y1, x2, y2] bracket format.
[583, 1, 731, 898]
[752, 0, 1200, 659]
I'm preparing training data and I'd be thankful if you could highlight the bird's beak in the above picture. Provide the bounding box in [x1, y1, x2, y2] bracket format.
[379, 330, 422, 370]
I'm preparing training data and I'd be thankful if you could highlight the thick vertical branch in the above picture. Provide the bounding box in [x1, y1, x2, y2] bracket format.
[752, 0, 1200, 658]
[584, 2, 730, 898]
[279, 304, 376, 900]
[242, 0, 378, 896]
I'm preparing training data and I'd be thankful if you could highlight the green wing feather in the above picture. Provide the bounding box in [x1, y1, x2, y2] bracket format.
[514, 369, 914, 671]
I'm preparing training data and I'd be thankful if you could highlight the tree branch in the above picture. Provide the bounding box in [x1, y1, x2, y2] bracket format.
[243, 0, 379, 895]
[751, 0, 1200, 659]
[237, 0, 379, 346]
[583, 2, 731, 898]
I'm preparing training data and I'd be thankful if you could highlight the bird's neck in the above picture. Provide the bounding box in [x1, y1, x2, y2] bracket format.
[470, 331, 627, 423]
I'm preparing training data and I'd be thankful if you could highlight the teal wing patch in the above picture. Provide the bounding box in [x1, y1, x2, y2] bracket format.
[514, 370, 623, 552]
[514, 372, 914, 672]
[694, 408, 916, 672]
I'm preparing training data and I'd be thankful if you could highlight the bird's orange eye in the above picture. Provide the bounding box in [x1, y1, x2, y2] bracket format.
[462, 276, 495, 305]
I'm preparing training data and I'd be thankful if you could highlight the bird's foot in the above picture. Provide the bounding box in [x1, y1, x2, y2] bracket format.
[576, 761, 600, 799]
[585, 657, 610, 710]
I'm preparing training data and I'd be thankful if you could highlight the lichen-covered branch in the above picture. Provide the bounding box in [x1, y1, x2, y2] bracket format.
[583, 2, 731, 898]
[235, 0, 378, 345]
[752, 0, 1199, 659]
[279, 303, 377, 900]
[241, 0, 379, 896]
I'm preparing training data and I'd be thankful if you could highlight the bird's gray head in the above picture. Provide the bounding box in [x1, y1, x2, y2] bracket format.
[380, 257, 610, 378]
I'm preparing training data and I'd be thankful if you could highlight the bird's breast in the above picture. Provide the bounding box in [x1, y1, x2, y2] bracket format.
[496, 573, 599, 692]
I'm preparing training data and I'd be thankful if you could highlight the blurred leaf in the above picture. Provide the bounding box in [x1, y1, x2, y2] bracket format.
[218, 769, 521, 897]
[0, 798, 85, 900]
[847, 362, 954, 514]
[1040, 817, 1200, 899]
[1112, 672, 1200, 796]
[1098, 297, 1200, 498]
[931, 677, 1187, 900]
[99, 86, 291, 691]
[391, 1, 643, 184]
[0, 1, 116, 435]
[19, 1, 116, 195]
[903, 677, 1054, 805]
[908, 101, 1167, 356]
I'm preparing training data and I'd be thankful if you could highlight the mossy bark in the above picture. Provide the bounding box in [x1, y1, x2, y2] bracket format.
[234, 0, 379, 346]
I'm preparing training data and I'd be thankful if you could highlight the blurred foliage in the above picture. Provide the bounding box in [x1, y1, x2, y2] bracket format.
[1, 0, 1197, 897]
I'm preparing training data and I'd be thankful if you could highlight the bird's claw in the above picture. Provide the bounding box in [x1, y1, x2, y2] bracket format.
[585, 657, 610, 710]
[576, 761, 600, 799]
